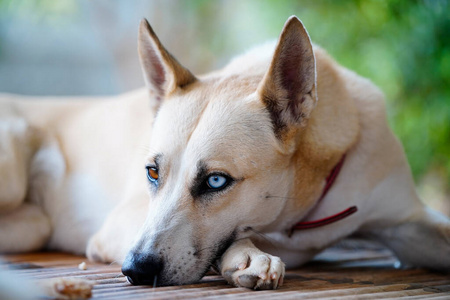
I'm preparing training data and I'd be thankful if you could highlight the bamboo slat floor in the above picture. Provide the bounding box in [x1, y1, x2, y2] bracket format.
[2, 242, 450, 299]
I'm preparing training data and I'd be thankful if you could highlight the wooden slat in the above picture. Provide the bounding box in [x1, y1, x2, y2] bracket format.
[2, 246, 450, 299]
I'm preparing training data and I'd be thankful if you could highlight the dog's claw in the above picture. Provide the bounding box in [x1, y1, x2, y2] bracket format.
[259, 272, 267, 280]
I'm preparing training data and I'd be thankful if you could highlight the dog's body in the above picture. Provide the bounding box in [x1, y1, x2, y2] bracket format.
[1, 16, 449, 289]
[0, 90, 152, 254]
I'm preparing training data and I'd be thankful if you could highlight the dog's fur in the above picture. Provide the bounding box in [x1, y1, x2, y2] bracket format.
[1, 16, 449, 289]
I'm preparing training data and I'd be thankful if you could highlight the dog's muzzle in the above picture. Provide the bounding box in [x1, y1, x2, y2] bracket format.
[121, 251, 163, 286]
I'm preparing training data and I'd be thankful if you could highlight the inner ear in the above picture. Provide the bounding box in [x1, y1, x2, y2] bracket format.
[258, 16, 317, 138]
[277, 32, 315, 114]
[138, 19, 197, 107]
[140, 37, 166, 99]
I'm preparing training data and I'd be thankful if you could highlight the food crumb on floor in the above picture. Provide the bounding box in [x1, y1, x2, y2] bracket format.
[78, 262, 87, 270]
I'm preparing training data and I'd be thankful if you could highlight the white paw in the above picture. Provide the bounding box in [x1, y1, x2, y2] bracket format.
[221, 240, 285, 290]
[86, 235, 106, 263]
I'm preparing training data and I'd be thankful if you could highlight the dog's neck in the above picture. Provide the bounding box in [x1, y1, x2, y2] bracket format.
[275, 48, 360, 229]
[288, 154, 357, 235]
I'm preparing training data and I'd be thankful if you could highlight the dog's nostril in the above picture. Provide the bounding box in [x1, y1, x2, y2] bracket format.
[121, 252, 163, 286]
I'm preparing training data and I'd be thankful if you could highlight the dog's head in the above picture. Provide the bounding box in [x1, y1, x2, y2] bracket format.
[122, 16, 317, 286]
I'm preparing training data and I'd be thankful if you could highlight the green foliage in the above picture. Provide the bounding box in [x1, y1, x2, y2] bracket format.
[247, 0, 450, 186]
[325, 0, 450, 185]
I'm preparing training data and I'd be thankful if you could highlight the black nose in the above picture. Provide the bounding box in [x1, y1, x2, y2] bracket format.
[121, 252, 163, 285]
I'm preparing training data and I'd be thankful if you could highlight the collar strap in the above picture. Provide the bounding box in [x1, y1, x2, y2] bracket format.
[292, 206, 357, 230]
[291, 154, 357, 232]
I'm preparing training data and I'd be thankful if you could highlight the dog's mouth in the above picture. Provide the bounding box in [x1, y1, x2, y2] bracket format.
[163, 231, 237, 286]
[124, 230, 238, 287]
[198, 231, 237, 278]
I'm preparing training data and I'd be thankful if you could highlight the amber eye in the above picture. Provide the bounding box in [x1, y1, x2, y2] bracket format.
[146, 167, 159, 185]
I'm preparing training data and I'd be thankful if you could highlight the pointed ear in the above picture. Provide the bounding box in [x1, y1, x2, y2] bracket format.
[258, 16, 317, 139]
[138, 19, 197, 108]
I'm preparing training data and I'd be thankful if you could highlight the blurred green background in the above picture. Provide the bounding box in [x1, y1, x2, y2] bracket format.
[0, 0, 448, 212]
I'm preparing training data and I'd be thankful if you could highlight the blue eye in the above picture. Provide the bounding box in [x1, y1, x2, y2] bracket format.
[207, 175, 228, 189]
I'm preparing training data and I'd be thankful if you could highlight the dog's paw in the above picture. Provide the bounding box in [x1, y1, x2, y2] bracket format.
[86, 230, 130, 264]
[220, 239, 285, 290]
[86, 235, 107, 263]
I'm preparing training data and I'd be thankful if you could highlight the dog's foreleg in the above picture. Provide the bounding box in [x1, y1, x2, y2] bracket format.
[219, 239, 285, 290]
[356, 153, 450, 271]
[0, 203, 51, 252]
[0, 118, 55, 253]
[0, 119, 36, 212]
[86, 194, 148, 263]
[370, 206, 450, 271]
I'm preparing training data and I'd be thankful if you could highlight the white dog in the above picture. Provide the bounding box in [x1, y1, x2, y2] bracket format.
[1, 16, 449, 290]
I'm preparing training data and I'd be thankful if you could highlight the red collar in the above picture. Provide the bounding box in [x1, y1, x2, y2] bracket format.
[290, 155, 357, 233]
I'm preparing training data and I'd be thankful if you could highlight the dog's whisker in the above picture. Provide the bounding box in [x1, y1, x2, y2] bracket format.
[109, 260, 118, 266]
[138, 145, 151, 156]
[153, 275, 157, 289]
[265, 195, 300, 200]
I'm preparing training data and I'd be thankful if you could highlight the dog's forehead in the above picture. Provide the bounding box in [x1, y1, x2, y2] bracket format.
[150, 78, 277, 168]
[187, 95, 273, 160]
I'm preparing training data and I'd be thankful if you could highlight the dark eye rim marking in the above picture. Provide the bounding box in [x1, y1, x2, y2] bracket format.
[190, 161, 236, 198]
[193, 171, 235, 198]
[203, 172, 233, 193]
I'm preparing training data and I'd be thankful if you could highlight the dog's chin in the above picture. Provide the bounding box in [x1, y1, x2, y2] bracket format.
[158, 274, 204, 287]
[151, 254, 214, 286]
